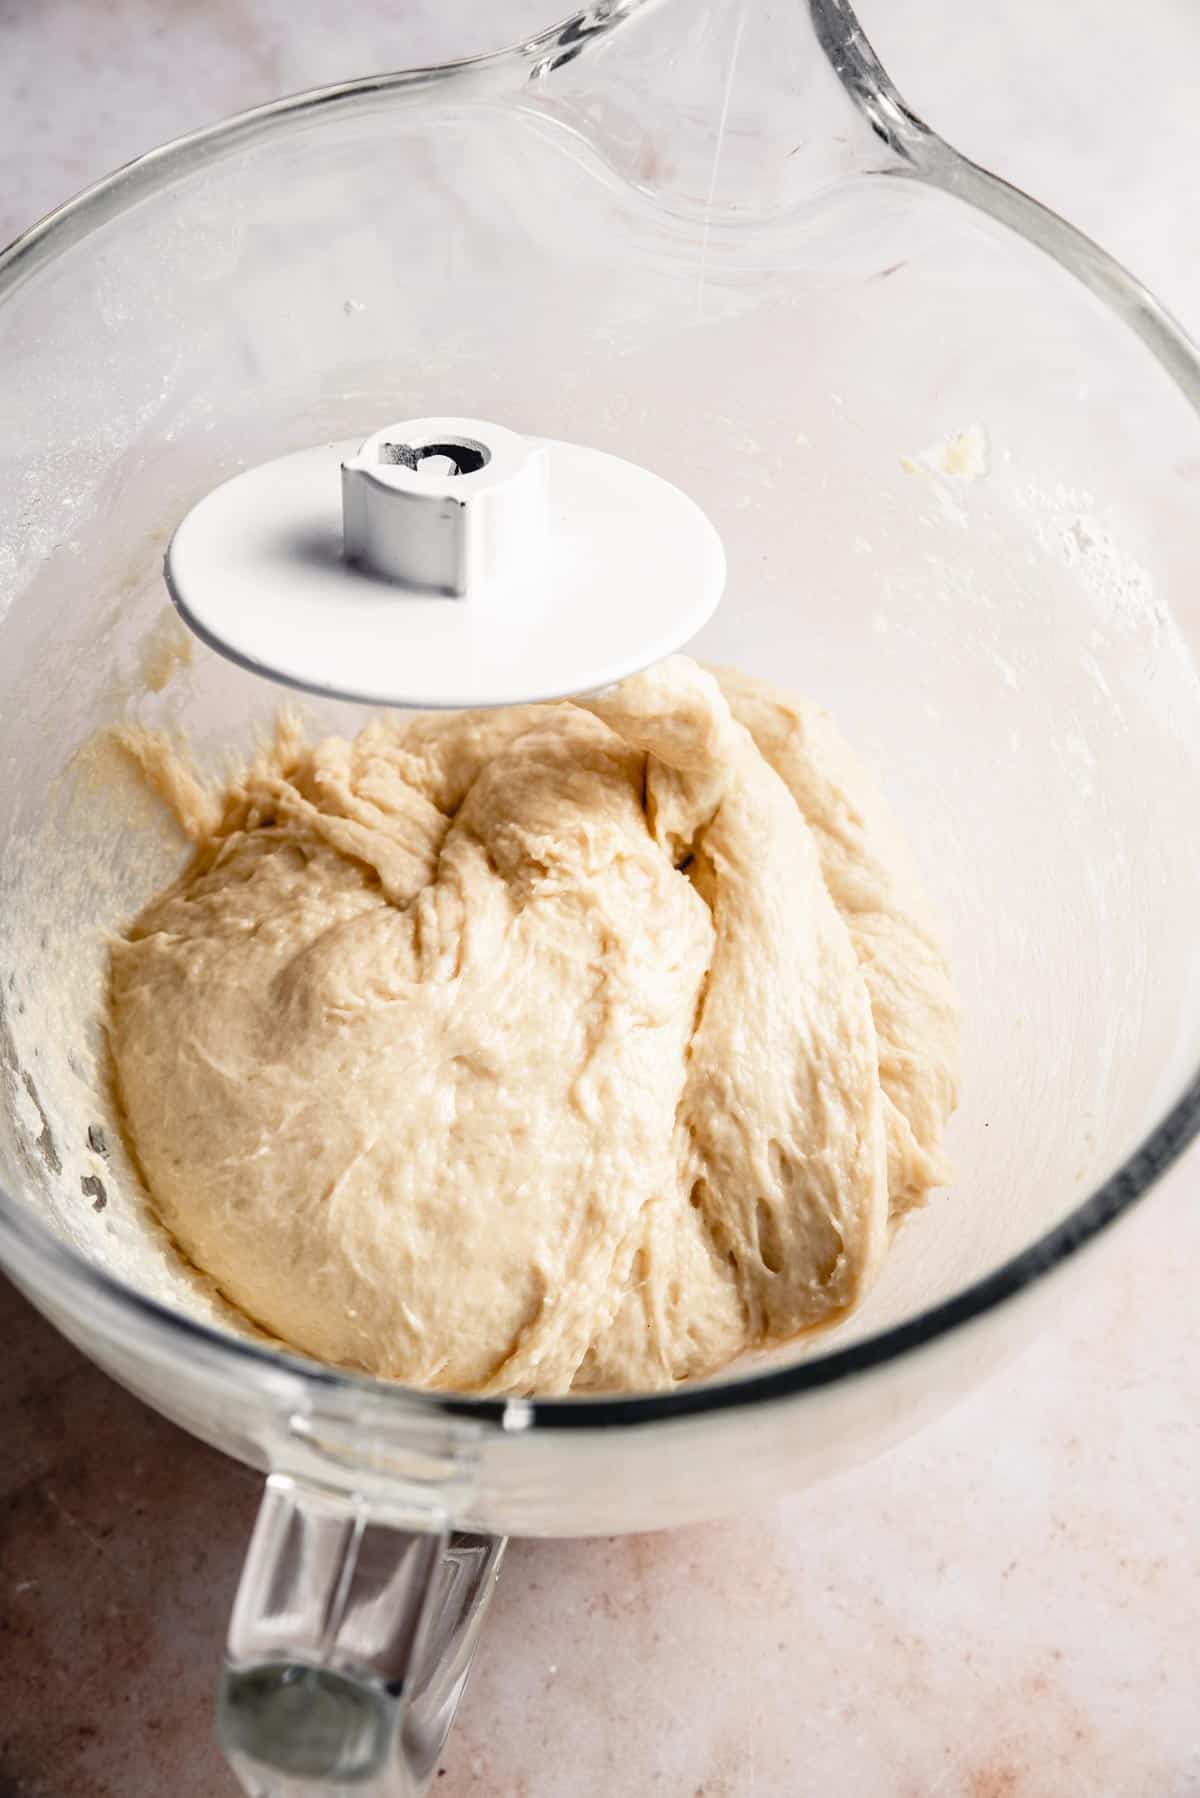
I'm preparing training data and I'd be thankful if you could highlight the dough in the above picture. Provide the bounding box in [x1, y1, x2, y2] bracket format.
[108, 658, 958, 1394]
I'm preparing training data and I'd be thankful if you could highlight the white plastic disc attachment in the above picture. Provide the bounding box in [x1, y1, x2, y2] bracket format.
[165, 416, 725, 709]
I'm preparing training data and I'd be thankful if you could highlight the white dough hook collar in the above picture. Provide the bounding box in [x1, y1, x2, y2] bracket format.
[165, 415, 726, 709]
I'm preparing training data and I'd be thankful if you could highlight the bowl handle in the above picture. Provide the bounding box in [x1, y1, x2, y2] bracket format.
[217, 1472, 506, 1796]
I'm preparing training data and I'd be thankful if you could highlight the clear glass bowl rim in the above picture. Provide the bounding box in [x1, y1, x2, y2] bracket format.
[2, 0, 1199, 1434]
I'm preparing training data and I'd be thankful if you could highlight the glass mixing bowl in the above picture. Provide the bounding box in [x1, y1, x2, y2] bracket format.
[2, 1, 1199, 1791]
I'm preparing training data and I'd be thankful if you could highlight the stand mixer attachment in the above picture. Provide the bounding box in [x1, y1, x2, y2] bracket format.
[165, 414, 725, 707]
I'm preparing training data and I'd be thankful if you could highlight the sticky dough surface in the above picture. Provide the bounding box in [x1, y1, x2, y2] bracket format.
[109, 658, 958, 1395]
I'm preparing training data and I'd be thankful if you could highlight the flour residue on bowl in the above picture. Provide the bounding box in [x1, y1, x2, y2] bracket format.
[901, 422, 990, 483]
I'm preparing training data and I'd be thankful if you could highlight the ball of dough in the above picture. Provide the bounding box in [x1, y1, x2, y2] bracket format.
[109, 658, 958, 1394]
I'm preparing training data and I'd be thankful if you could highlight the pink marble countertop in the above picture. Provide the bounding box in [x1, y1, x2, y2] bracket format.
[2, 5, 1199, 1795]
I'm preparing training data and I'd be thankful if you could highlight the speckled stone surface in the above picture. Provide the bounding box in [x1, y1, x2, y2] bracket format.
[2, 5, 1199, 1796]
